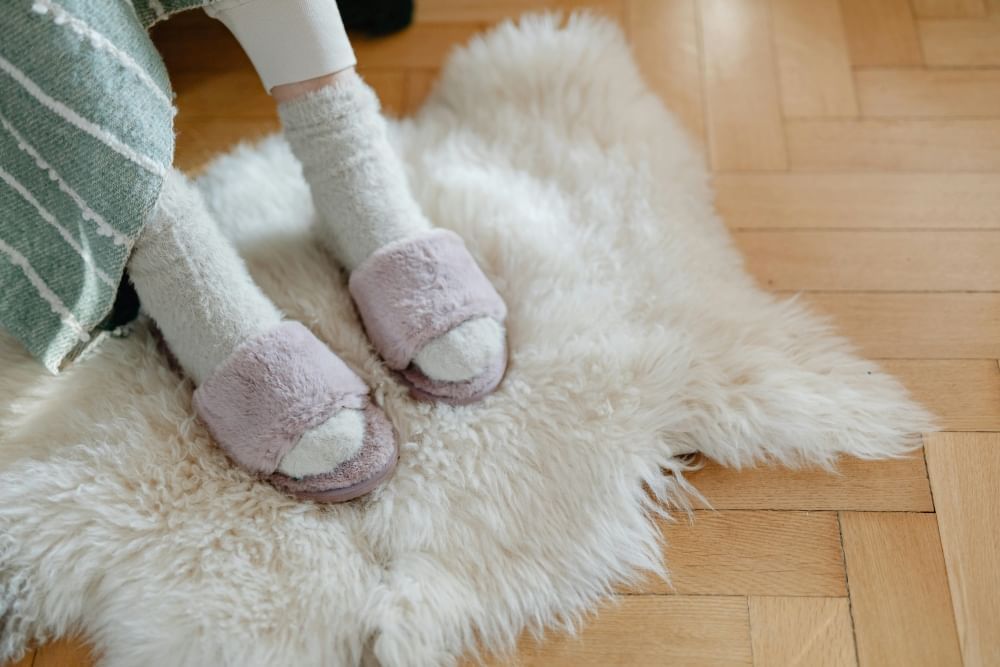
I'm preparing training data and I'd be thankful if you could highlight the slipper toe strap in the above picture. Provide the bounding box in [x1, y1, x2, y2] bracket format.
[348, 229, 507, 371]
[193, 321, 368, 475]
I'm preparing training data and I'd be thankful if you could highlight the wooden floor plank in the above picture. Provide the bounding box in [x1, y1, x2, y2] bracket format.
[151, 11, 247, 73]
[170, 69, 274, 119]
[856, 69, 1000, 118]
[173, 117, 280, 173]
[714, 173, 1000, 230]
[689, 456, 933, 512]
[920, 19, 1000, 66]
[415, 0, 625, 24]
[399, 69, 438, 116]
[700, 0, 787, 171]
[769, 0, 858, 117]
[485, 596, 753, 666]
[805, 293, 1000, 359]
[748, 596, 856, 667]
[786, 119, 1000, 171]
[358, 69, 408, 117]
[912, 0, 988, 17]
[880, 359, 1000, 431]
[351, 23, 485, 69]
[3, 651, 34, 667]
[628, 0, 705, 146]
[737, 230, 1000, 291]
[924, 433, 1000, 666]
[840, 512, 963, 667]
[839, 0, 923, 67]
[32, 639, 92, 667]
[637, 511, 846, 596]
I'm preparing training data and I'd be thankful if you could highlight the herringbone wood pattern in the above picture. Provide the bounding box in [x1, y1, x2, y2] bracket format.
[9, 1, 1000, 665]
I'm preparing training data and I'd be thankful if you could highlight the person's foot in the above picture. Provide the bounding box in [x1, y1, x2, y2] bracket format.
[191, 322, 397, 502]
[278, 71, 507, 394]
[277, 409, 364, 477]
[128, 170, 396, 500]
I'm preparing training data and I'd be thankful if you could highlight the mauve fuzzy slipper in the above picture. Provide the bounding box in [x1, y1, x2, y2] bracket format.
[192, 321, 397, 502]
[348, 229, 508, 405]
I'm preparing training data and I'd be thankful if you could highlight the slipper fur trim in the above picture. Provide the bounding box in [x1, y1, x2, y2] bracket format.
[193, 321, 368, 475]
[400, 337, 508, 405]
[348, 229, 507, 371]
[267, 404, 398, 501]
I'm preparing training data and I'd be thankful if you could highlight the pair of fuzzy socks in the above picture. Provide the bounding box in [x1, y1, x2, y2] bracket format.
[277, 71, 503, 381]
[128, 72, 502, 476]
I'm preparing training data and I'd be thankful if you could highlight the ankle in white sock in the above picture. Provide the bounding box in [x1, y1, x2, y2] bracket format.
[278, 70, 430, 271]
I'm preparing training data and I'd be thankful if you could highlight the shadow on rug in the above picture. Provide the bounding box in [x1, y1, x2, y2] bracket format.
[0, 13, 932, 667]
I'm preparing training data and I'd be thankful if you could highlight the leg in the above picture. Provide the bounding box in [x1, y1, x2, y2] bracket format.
[128, 170, 395, 497]
[275, 71, 506, 385]
[207, 0, 507, 396]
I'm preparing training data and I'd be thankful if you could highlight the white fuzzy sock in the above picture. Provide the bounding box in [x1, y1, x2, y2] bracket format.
[128, 170, 363, 476]
[277, 72, 503, 383]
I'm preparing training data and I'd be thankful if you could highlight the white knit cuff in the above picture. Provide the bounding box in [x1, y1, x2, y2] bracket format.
[205, 0, 356, 92]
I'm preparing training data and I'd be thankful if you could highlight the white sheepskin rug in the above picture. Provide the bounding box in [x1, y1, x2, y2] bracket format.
[0, 14, 932, 667]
